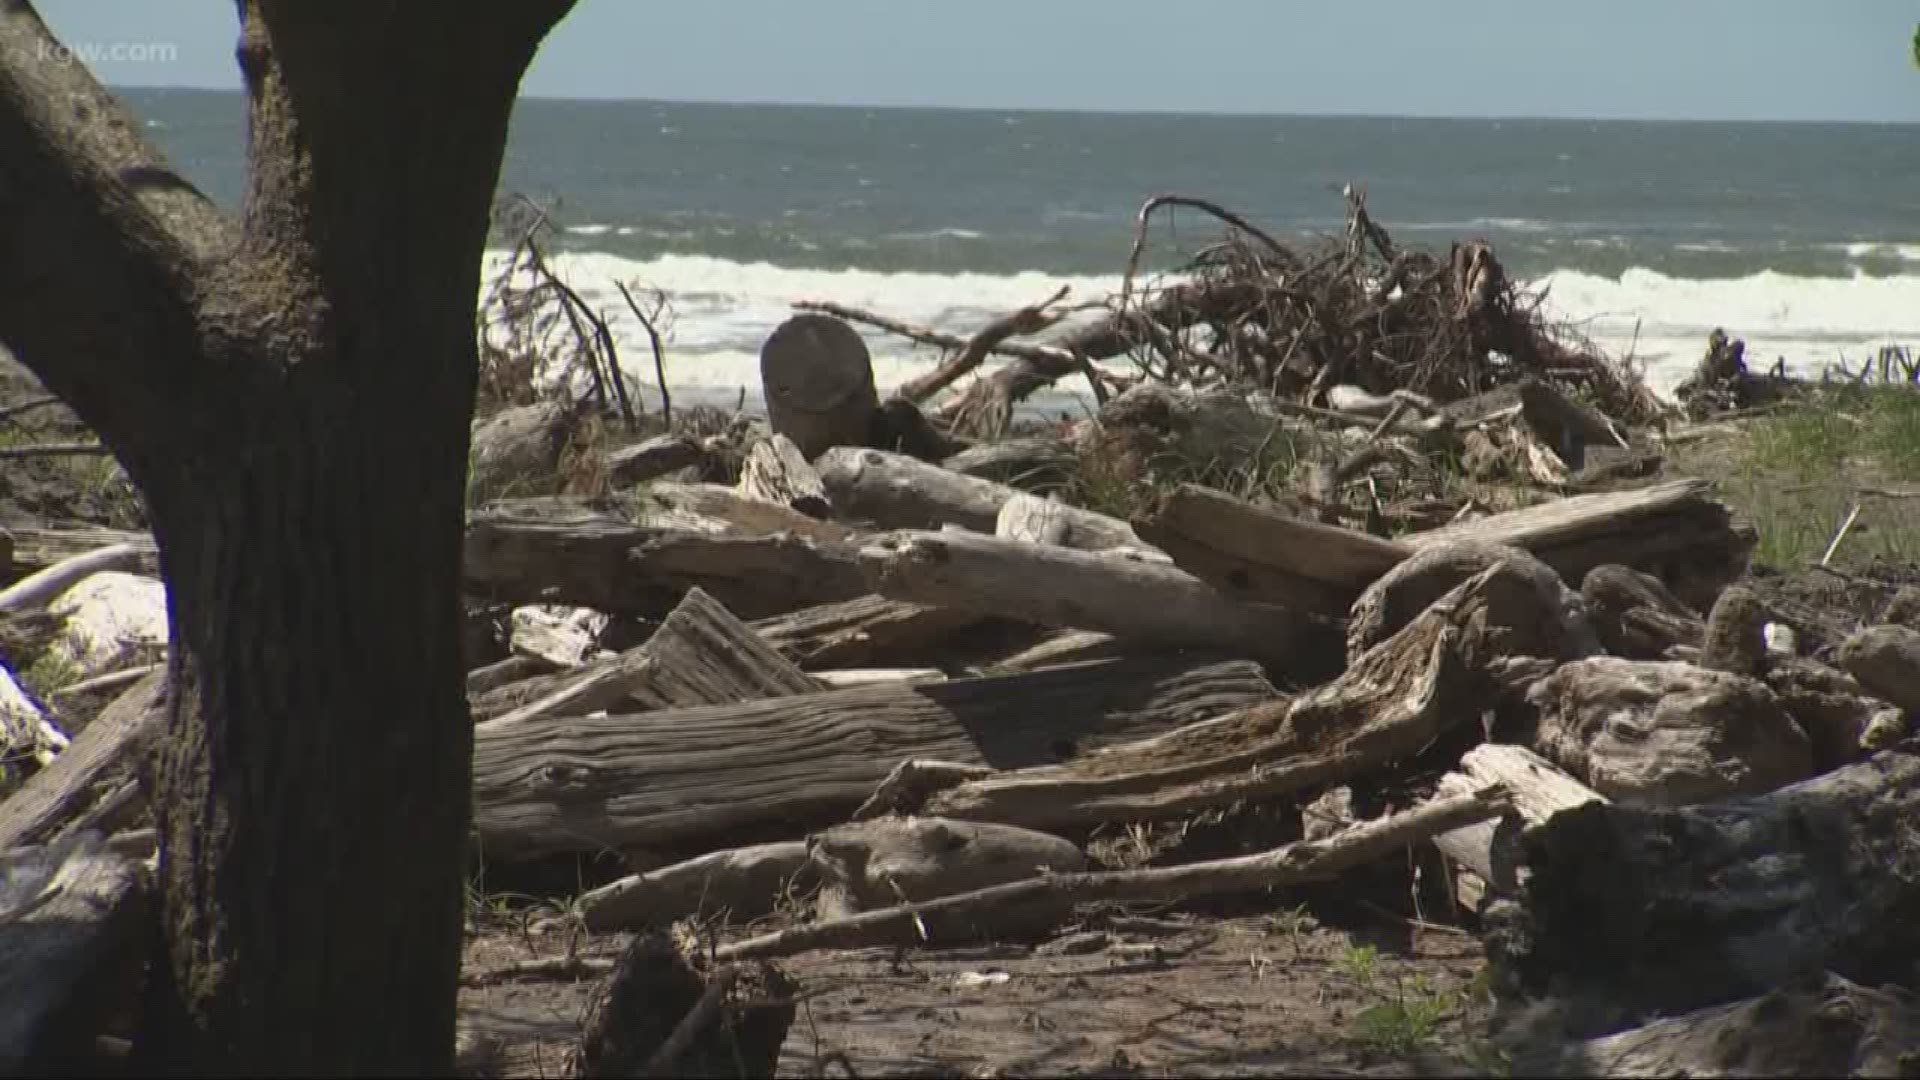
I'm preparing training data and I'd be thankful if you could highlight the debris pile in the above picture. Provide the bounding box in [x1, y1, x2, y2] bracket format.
[4, 192, 1919, 1076]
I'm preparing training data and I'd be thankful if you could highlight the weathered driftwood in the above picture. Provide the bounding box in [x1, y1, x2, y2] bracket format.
[467, 400, 570, 504]
[2, 527, 157, 579]
[508, 605, 611, 668]
[0, 673, 162, 851]
[1432, 744, 1605, 900]
[0, 839, 147, 1074]
[474, 587, 816, 726]
[471, 656, 1276, 859]
[463, 507, 868, 620]
[735, 433, 830, 518]
[1513, 974, 1920, 1079]
[1578, 564, 1703, 660]
[747, 593, 988, 671]
[1136, 479, 1749, 616]
[891, 562, 1548, 832]
[1488, 751, 1920, 1027]
[941, 438, 1076, 488]
[1838, 624, 1920, 714]
[995, 491, 1071, 546]
[1766, 656, 1906, 771]
[1346, 540, 1596, 662]
[809, 816, 1086, 940]
[760, 313, 880, 460]
[576, 841, 815, 931]
[1133, 484, 1411, 617]
[1418, 479, 1751, 609]
[645, 481, 854, 544]
[983, 629, 1125, 674]
[856, 529, 1319, 668]
[0, 542, 147, 617]
[816, 446, 1149, 553]
[603, 432, 706, 486]
[465, 654, 552, 695]
[808, 668, 945, 688]
[1527, 657, 1813, 806]
[715, 784, 1510, 961]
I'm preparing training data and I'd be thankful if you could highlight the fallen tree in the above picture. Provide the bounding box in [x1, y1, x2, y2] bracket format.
[471, 655, 1277, 859]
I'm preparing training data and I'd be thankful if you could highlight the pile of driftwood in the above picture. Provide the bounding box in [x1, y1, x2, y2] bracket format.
[6, 203, 1920, 1076]
[800, 191, 1666, 447]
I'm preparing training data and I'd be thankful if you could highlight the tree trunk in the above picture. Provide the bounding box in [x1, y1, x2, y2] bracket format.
[0, 2, 576, 1072]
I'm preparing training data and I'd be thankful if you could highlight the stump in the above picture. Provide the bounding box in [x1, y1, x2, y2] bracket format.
[570, 931, 793, 1079]
[759, 314, 878, 461]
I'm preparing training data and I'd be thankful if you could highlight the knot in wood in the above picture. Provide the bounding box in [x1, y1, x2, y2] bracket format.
[529, 762, 601, 801]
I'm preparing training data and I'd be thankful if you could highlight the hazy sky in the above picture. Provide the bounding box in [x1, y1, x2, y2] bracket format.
[30, 1, 1920, 122]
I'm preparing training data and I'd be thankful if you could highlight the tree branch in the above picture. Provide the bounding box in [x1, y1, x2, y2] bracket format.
[0, 2, 235, 463]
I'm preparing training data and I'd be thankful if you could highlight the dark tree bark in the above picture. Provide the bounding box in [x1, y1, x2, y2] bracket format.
[0, 1, 575, 1073]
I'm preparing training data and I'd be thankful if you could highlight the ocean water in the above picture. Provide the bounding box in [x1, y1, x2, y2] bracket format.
[128, 89, 1920, 410]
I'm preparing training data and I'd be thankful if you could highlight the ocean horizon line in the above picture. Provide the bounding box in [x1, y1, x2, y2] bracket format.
[104, 84, 1920, 129]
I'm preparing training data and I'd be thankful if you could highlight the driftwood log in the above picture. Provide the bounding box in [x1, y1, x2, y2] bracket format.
[875, 561, 1554, 833]
[602, 432, 707, 486]
[473, 588, 817, 726]
[645, 482, 854, 544]
[1526, 657, 1814, 806]
[716, 784, 1510, 961]
[1432, 744, 1605, 902]
[759, 313, 879, 460]
[855, 529, 1324, 670]
[1134, 484, 1402, 617]
[1512, 973, 1920, 1079]
[1135, 479, 1750, 615]
[471, 656, 1276, 859]
[576, 841, 814, 931]
[462, 508, 868, 620]
[809, 816, 1086, 940]
[0, 673, 163, 851]
[1346, 540, 1597, 661]
[816, 446, 1151, 553]
[1487, 751, 1920, 1029]
[747, 594, 989, 671]
[940, 438, 1076, 488]
[2, 527, 157, 579]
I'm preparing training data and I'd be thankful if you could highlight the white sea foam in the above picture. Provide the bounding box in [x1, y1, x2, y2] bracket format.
[481, 249, 1920, 407]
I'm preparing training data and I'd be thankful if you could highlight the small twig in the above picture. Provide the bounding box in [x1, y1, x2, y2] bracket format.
[0, 442, 111, 458]
[1819, 503, 1862, 567]
[615, 279, 672, 425]
[642, 964, 739, 1076]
